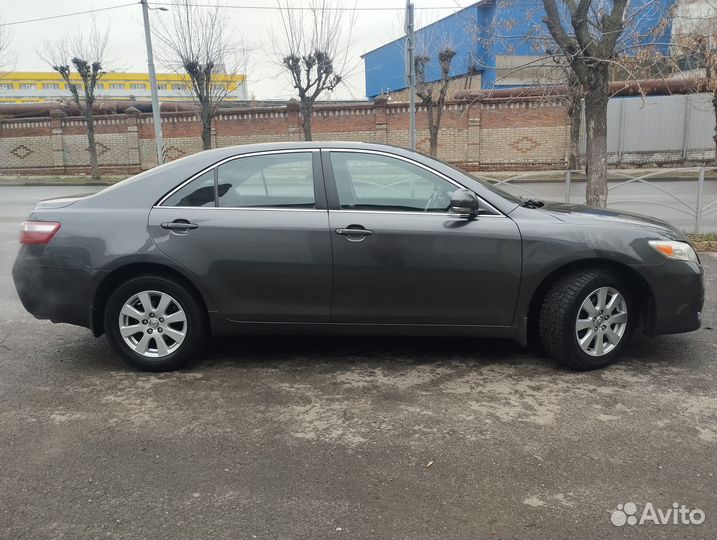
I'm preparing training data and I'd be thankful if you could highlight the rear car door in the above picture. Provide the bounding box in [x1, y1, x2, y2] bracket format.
[323, 149, 522, 326]
[148, 150, 332, 322]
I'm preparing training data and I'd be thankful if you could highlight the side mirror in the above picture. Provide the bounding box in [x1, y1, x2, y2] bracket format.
[450, 189, 479, 217]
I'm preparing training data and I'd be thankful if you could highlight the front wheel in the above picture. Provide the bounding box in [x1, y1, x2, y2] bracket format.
[539, 269, 634, 370]
[104, 275, 208, 371]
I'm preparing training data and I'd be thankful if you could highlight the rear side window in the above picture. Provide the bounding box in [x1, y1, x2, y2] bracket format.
[162, 152, 315, 208]
[163, 170, 215, 207]
[218, 153, 315, 208]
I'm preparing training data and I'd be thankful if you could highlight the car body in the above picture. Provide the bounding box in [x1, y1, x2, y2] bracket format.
[13, 142, 705, 371]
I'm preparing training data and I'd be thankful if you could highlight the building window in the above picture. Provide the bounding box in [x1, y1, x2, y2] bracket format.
[130, 83, 146, 90]
[0, 83, 12, 90]
[20, 83, 37, 90]
[44, 83, 60, 90]
[173, 84, 187, 91]
[109, 83, 124, 90]
[157, 84, 167, 90]
[95, 83, 104, 89]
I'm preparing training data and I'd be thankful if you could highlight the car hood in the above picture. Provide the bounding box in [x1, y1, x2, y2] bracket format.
[538, 202, 687, 241]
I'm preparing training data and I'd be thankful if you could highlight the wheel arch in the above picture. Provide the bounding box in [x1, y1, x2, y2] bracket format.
[91, 262, 210, 337]
[525, 258, 656, 346]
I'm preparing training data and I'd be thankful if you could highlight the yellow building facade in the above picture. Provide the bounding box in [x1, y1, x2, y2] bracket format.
[0, 71, 248, 103]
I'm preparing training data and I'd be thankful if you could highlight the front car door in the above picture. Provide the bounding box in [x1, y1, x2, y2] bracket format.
[149, 149, 332, 322]
[323, 149, 522, 326]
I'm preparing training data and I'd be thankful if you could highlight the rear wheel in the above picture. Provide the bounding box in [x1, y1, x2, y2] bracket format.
[539, 269, 634, 370]
[104, 275, 207, 371]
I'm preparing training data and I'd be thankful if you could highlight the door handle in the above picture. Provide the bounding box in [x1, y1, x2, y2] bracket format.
[335, 227, 373, 236]
[161, 220, 199, 231]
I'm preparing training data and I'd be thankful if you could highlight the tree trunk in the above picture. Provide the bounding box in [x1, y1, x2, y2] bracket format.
[300, 100, 313, 141]
[426, 102, 438, 157]
[429, 127, 438, 157]
[568, 94, 583, 170]
[584, 91, 609, 208]
[201, 120, 212, 151]
[84, 107, 100, 181]
[200, 102, 213, 151]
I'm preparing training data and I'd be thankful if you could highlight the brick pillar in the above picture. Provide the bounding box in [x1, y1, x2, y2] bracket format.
[466, 103, 481, 167]
[125, 107, 141, 173]
[373, 96, 388, 144]
[49, 109, 66, 172]
[287, 99, 301, 141]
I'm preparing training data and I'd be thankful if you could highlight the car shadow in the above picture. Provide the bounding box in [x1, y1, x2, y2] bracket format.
[198, 334, 544, 370]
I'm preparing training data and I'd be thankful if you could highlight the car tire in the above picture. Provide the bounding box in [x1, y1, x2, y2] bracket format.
[539, 269, 634, 370]
[104, 274, 208, 371]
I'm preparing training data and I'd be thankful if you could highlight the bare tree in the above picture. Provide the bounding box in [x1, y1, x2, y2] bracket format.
[155, 0, 248, 150]
[275, 0, 355, 140]
[468, 5, 589, 170]
[42, 22, 109, 181]
[467, 0, 674, 205]
[0, 16, 15, 72]
[415, 48, 457, 157]
[541, 0, 633, 207]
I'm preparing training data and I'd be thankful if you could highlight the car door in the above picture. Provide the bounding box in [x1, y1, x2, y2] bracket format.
[148, 150, 332, 322]
[323, 149, 522, 326]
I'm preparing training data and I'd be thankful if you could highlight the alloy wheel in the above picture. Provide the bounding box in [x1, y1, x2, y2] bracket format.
[118, 290, 187, 358]
[575, 286, 628, 357]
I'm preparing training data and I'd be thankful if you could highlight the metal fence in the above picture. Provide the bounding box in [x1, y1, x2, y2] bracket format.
[472, 167, 717, 234]
[578, 93, 716, 165]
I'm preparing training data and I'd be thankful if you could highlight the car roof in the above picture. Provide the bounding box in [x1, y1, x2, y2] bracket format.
[76, 141, 518, 214]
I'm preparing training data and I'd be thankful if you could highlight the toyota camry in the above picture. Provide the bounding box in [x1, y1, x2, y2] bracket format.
[13, 142, 705, 371]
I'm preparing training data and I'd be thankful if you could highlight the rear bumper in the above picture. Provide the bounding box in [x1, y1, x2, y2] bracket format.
[12, 246, 103, 330]
[641, 260, 705, 335]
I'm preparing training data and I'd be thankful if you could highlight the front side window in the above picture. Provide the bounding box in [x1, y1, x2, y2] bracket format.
[217, 153, 315, 208]
[329, 152, 455, 212]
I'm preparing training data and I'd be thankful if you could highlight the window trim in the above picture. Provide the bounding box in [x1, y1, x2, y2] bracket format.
[321, 148, 503, 216]
[156, 149, 326, 210]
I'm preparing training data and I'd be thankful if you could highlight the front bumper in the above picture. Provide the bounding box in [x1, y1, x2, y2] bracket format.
[12, 246, 103, 330]
[641, 260, 705, 335]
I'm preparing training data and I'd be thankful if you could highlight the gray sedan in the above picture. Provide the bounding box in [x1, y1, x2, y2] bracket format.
[12, 142, 705, 371]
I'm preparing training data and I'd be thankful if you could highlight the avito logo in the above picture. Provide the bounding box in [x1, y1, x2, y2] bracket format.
[611, 502, 705, 526]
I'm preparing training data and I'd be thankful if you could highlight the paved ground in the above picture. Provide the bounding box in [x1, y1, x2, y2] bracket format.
[0, 187, 715, 540]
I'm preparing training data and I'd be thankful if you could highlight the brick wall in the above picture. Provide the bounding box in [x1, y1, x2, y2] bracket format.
[0, 97, 571, 175]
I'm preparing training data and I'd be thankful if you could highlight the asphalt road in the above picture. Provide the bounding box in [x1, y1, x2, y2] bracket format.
[497, 178, 717, 233]
[1, 178, 715, 232]
[0, 187, 715, 540]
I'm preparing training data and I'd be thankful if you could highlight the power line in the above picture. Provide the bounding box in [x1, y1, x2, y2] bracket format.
[0, 3, 137, 27]
[149, 1, 470, 11]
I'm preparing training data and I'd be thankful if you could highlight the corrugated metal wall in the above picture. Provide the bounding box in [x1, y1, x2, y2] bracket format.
[580, 93, 716, 163]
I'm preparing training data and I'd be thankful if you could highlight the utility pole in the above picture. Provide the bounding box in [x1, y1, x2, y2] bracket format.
[141, 0, 165, 165]
[405, 0, 416, 151]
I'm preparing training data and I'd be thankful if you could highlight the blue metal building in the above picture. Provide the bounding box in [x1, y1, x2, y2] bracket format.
[362, 0, 674, 99]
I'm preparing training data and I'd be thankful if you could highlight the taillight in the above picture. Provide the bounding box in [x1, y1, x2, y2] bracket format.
[19, 221, 61, 245]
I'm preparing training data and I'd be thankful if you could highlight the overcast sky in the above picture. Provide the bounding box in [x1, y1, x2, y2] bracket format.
[2, 1, 469, 100]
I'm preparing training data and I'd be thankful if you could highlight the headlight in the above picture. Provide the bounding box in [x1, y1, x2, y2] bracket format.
[648, 240, 699, 263]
